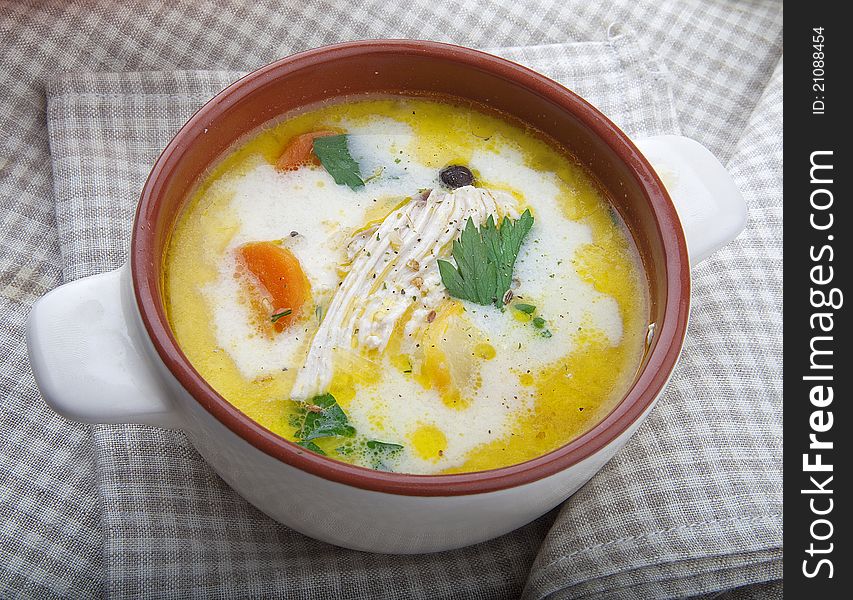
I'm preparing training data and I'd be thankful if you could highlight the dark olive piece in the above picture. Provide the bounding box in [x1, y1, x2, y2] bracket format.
[439, 165, 474, 189]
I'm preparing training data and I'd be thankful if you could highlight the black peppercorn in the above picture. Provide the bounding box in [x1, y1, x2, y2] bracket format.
[439, 165, 474, 189]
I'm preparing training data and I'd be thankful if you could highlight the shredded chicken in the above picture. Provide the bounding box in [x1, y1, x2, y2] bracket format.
[289, 186, 517, 400]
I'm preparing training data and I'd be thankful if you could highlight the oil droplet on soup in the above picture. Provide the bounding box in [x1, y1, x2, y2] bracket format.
[164, 97, 648, 475]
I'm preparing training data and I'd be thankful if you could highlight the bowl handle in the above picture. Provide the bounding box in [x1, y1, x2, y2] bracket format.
[634, 135, 747, 266]
[27, 262, 181, 428]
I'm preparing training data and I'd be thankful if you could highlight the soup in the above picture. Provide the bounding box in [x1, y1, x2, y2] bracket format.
[165, 97, 648, 475]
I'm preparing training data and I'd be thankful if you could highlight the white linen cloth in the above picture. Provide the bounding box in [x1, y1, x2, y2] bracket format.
[0, 2, 782, 598]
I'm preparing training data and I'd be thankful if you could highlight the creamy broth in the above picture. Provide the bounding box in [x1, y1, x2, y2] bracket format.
[165, 97, 648, 474]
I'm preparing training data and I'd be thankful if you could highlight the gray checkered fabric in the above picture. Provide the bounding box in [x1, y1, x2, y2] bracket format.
[0, 1, 782, 598]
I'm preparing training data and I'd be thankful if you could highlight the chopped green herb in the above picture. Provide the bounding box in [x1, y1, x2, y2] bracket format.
[366, 440, 404, 452]
[291, 393, 409, 469]
[313, 135, 364, 190]
[294, 393, 356, 442]
[366, 440, 404, 471]
[541, 329, 553, 338]
[532, 316, 546, 328]
[608, 206, 620, 225]
[335, 442, 355, 456]
[315, 305, 323, 322]
[363, 166, 384, 184]
[437, 209, 533, 308]
[287, 411, 303, 430]
[513, 303, 536, 315]
[271, 308, 292, 322]
[297, 440, 326, 455]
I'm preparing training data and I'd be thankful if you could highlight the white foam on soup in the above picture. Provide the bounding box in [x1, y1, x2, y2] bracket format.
[342, 356, 535, 474]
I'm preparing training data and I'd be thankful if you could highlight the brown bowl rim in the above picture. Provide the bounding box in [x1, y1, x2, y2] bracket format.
[131, 39, 690, 497]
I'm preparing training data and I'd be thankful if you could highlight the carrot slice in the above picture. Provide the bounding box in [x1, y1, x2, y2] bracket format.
[239, 242, 311, 332]
[275, 130, 337, 171]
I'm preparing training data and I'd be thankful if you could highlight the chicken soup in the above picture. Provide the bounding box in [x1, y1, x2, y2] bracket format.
[165, 96, 648, 475]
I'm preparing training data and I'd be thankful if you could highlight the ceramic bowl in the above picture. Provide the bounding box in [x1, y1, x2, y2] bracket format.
[27, 40, 746, 553]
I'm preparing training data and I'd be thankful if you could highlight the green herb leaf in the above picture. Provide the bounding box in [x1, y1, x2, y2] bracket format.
[496, 209, 533, 302]
[454, 217, 497, 305]
[363, 166, 384, 184]
[335, 443, 354, 456]
[608, 206, 620, 225]
[297, 440, 326, 455]
[295, 393, 356, 442]
[366, 440, 404, 452]
[366, 439, 404, 471]
[313, 135, 365, 190]
[271, 308, 292, 322]
[513, 303, 536, 315]
[532, 316, 546, 328]
[541, 329, 553, 338]
[438, 210, 533, 308]
[437, 258, 467, 299]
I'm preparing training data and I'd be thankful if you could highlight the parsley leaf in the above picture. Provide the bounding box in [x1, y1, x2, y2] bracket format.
[294, 393, 356, 442]
[291, 393, 408, 468]
[297, 440, 326, 455]
[313, 135, 365, 190]
[366, 440, 404, 471]
[271, 308, 292, 322]
[366, 440, 404, 452]
[513, 303, 536, 315]
[438, 209, 533, 308]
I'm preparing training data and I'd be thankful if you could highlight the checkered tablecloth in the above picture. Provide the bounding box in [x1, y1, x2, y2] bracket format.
[0, 2, 782, 598]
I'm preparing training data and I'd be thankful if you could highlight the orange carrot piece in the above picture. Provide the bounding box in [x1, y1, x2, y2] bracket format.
[275, 130, 337, 171]
[239, 242, 311, 332]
